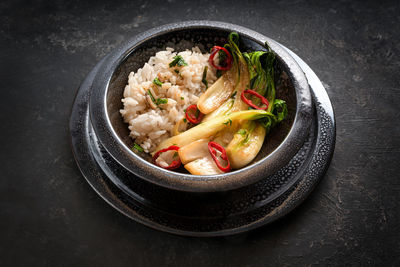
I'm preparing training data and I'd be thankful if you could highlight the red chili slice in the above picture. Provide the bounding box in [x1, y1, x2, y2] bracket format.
[241, 89, 269, 110]
[185, 104, 204, 124]
[153, 145, 181, 170]
[209, 46, 233, 71]
[208, 141, 231, 172]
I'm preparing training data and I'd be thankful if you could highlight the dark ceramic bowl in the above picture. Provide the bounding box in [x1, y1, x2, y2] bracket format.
[89, 21, 312, 192]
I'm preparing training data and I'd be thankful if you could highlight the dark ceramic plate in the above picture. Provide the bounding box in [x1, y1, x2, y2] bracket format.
[69, 30, 335, 236]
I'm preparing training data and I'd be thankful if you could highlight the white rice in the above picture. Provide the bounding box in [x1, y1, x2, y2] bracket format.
[120, 47, 217, 153]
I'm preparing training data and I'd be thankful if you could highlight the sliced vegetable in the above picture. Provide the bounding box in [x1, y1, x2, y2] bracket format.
[154, 109, 271, 153]
[208, 141, 231, 172]
[197, 72, 236, 114]
[179, 139, 208, 164]
[241, 89, 269, 110]
[169, 55, 188, 67]
[209, 46, 233, 71]
[173, 117, 189, 136]
[220, 41, 286, 169]
[243, 44, 276, 112]
[226, 121, 266, 169]
[184, 156, 224, 175]
[153, 145, 181, 170]
[198, 32, 249, 115]
[200, 32, 250, 118]
[179, 139, 224, 175]
[185, 104, 204, 124]
[201, 99, 234, 123]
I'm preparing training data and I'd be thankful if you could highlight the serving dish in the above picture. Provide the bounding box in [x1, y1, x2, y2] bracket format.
[69, 21, 335, 236]
[88, 21, 312, 192]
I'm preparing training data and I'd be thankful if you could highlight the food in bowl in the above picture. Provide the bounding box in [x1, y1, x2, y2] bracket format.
[120, 32, 288, 175]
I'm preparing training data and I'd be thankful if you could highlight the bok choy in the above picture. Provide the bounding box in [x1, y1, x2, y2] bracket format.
[197, 32, 249, 115]
[152, 32, 288, 175]
[153, 109, 272, 154]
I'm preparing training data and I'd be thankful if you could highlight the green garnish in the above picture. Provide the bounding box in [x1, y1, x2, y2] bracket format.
[173, 152, 179, 158]
[218, 49, 227, 67]
[216, 69, 223, 78]
[223, 119, 232, 126]
[183, 118, 187, 123]
[156, 98, 168, 105]
[132, 143, 144, 152]
[272, 99, 288, 123]
[202, 66, 208, 89]
[181, 96, 184, 100]
[169, 55, 188, 67]
[153, 77, 163, 86]
[147, 90, 156, 102]
[242, 42, 287, 130]
[237, 129, 247, 136]
[174, 69, 179, 74]
[148, 90, 168, 107]
[230, 91, 237, 99]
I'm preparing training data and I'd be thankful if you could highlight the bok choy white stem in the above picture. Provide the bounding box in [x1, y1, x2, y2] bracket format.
[153, 109, 272, 154]
[198, 32, 249, 116]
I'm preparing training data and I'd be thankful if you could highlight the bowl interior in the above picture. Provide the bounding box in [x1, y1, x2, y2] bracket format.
[106, 28, 296, 172]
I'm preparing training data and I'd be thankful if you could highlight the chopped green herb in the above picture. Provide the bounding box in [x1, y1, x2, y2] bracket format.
[169, 55, 188, 67]
[237, 129, 247, 136]
[173, 152, 178, 158]
[172, 143, 177, 146]
[230, 91, 237, 99]
[180, 96, 184, 100]
[153, 77, 163, 86]
[147, 89, 155, 102]
[216, 69, 223, 78]
[174, 69, 179, 74]
[223, 119, 232, 126]
[132, 143, 144, 152]
[183, 118, 187, 123]
[156, 98, 168, 105]
[202, 66, 208, 89]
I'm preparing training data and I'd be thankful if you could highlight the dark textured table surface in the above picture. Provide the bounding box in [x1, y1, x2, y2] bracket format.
[1, 0, 399, 266]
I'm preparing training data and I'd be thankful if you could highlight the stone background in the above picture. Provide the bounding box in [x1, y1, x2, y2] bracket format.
[1, 0, 399, 266]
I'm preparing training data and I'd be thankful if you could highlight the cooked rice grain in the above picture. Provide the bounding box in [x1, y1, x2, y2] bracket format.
[120, 47, 216, 153]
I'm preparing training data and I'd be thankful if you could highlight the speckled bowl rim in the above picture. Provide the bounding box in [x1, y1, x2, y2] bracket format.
[89, 21, 312, 192]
